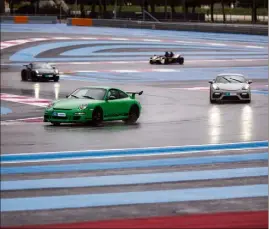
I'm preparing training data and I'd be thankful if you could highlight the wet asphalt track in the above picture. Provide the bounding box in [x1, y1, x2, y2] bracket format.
[0, 24, 268, 227]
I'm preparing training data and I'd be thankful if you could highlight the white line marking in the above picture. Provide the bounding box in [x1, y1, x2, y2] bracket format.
[52, 37, 72, 40]
[0, 93, 51, 107]
[111, 70, 140, 73]
[4, 116, 43, 122]
[109, 61, 130, 64]
[9, 39, 30, 43]
[152, 69, 177, 72]
[143, 39, 161, 42]
[110, 38, 129, 41]
[245, 45, 264, 49]
[79, 37, 98, 40]
[76, 70, 99, 73]
[171, 87, 209, 90]
[208, 43, 227, 46]
[28, 38, 48, 41]
[175, 41, 196, 44]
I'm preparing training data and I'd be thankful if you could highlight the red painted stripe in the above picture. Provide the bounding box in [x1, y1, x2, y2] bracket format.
[4, 211, 268, 229]
[0, 96, 29, 99]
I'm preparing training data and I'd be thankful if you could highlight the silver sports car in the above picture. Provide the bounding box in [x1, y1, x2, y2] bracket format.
[209, 73, 252, 103]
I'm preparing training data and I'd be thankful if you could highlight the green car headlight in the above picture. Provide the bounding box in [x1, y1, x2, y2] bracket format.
[79, 104, 88, 110]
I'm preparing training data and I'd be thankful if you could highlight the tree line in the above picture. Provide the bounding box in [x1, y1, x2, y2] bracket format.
[4, 0, 268, 23]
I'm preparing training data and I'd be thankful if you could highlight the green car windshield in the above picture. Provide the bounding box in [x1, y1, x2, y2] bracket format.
[68, 88, 107, 100]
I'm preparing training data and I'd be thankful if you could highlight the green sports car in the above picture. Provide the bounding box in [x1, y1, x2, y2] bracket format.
[44, 86, 143, 126]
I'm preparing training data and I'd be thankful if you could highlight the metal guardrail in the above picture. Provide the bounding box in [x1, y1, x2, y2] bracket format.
[0, 15, 58, 24]
[142, 10, 160, 22]
[1, 15, 266, 35]
[88, 19, 268, 35]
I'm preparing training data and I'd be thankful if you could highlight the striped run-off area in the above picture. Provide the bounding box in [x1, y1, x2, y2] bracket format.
[1, 141, 268, 228]
[0, 93, 51, 107]
[0, 36, 266, 50]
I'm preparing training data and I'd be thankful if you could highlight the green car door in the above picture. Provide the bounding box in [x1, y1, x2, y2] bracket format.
[102, 89, 130, 119]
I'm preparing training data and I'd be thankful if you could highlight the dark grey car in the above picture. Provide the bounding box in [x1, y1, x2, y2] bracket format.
[21, 62, 60, 82]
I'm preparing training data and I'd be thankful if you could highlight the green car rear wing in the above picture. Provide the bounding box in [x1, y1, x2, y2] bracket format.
[126, 91, 143, 99]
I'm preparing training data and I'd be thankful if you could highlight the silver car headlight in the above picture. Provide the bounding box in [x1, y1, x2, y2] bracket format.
[54, 69, 59, 74]
[35, 70, 39, 74]
[79, 104, 88, 110]
[212, 84, 219, 90]
[242, 84, 250, 90]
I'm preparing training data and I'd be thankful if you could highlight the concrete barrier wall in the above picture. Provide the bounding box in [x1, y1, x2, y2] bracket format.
[0, 16, 58, 24]
[66, 18, 268, 36]
[67, 18, 92, 26]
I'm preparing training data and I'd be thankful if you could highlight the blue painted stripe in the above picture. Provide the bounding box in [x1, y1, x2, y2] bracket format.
[0, 107, 12, 115]
[1, 167, 267, 191]
[1, 152, 267, 175]
[1, 141, 268, 163]
[1, 184, 267, 212]
[1, 24, 267, 44]
[252, 90, 268, 95]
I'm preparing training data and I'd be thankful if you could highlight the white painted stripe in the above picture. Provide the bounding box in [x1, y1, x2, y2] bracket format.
[28, 38, 48, 41]
[52, 61, 148, 65]
[202, 60, 226, 62]
[0, 100, 49, 107]
[109, 61, 130, 64]
[143, 39, 161, 42]
[78, 37, 98, 40]
[110, 38, 129, 41]
[8, 39, 30, 43]
[175, 41, 195, 44]
[3, 116, 43, 122]
[76, 70, 98, 73]
[208, 43, 226, 46]
[1, 122, 21, 126]
[234, 59, 253, 62]
[52, 37, 72, 40]
[245, 45, 264, 49]
[26, 103, 49, 107]
[0, 44, 13, 48]
[171, 87, 209, 90]
[53, 62, 93, 65]
[152, 69, 177, 72]
[112, 70, 139, 73]
[0, 93, 51, 107]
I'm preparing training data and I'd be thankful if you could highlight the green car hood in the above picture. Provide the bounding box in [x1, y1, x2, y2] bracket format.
[53, 99, 103, 109]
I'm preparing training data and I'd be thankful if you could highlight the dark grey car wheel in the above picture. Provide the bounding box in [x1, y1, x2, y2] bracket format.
[124, 105, 139, 124]
[31, 72, 38, 82]
[92, 108, 103, 126]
